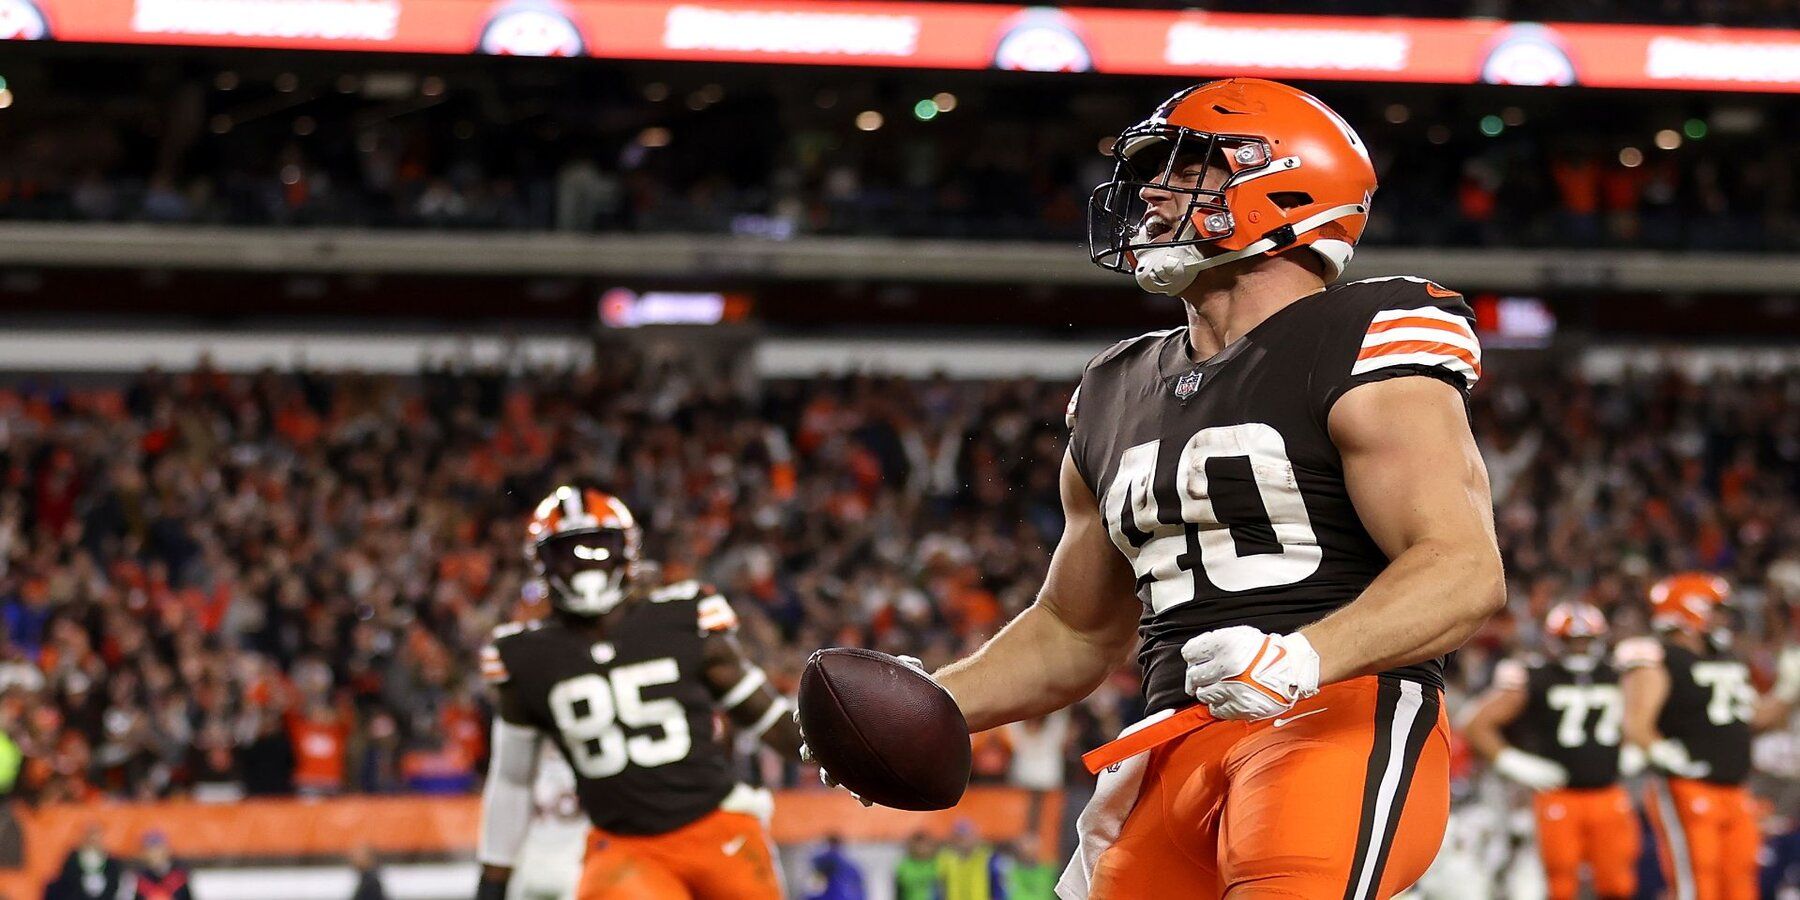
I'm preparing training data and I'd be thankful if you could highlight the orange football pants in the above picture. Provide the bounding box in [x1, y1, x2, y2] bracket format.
[1533, 785, 1639, 900]
[577, 809, 781, 900]
[1088, 675, 1450, 899]
[1645, 778, 1759, 900]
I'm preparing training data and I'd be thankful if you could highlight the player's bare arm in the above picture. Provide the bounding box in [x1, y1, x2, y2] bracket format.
[934, 450, 1140, 734]
[1299, 375, 1505, 684]
[702, 629, 803, 758]
[1619, 658, 1670, 749]
[475, 682, 542, 898]
[1462, 661, 1569, 790]
[1461, 678, 1525, 762]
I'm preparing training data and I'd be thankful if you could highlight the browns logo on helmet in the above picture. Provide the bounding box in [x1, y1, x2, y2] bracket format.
[1089, 78, 1377, 296]
[526, 485, 642, 615]
[1647, 571, 1729, 634]
[1544, 600, 1609, 670]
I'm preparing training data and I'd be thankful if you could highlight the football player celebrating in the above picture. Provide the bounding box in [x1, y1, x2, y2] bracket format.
[1616, 572, 1800, 900]
[815, 79, 1505, 898]
[1463, 601, 1636, 900]
[474, 486, 801, 900]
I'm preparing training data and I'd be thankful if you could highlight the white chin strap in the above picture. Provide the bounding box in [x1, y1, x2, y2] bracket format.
[1133, 203, 1367, 296]
[562, 570, 627, 615]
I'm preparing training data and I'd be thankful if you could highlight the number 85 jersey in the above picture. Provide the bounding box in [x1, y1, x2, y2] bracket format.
[1067, 277, 1480, 714]
[482, 581, 742, 836]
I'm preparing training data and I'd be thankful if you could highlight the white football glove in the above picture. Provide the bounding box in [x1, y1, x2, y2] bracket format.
[1620, 743, 1648, 778]
[1493, 747, 1569, 791]
[1181, 627, 1320, 720]
[1647, 738, 1712, 780]
[797, 654, 926, 807]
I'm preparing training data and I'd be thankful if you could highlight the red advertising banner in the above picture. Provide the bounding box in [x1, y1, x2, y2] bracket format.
[4, 0, 1800, 93]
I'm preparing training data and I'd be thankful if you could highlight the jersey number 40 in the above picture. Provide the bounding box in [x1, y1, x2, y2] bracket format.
[548, 658, 692, 779]
[1106, 424, 1322, 611]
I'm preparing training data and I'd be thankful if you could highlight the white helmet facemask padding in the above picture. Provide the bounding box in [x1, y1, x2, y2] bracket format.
[554, 568, 629, 616]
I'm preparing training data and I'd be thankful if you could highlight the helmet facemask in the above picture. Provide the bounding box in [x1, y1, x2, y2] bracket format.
[1089, 123, 1280, 296]
[534, 528, 637, 616]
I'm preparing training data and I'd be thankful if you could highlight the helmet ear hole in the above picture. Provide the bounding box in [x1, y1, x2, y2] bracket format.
[1269, 191, 1313, 211]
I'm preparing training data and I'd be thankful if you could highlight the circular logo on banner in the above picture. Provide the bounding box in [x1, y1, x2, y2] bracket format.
[0, 0, 53, 40]
[1479, 23, 1578, 87]
[991, 7, 1093, 73]
[476, 0, 586, 56]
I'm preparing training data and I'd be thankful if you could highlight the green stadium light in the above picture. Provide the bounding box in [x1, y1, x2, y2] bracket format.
[913, 99, 938, 121]
[1683, 118, 1708, 140]
[1479, 115, 1504, 137]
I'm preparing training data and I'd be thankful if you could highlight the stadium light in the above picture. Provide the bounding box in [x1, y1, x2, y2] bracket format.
[1684, 118, 1708, 140]
[1427, 125, 1450, 145]
[638, 126, 672, 148]
[856, 110, 884, 131]
[1619, 147, 1644, 167]
[643, 82, 668, 102]
[1384, 103, 1409, 124]
[214, 71, 238, 91]
[275, 72, 298, 93]
[1479, 115, 1503, 137]
[1501, 106, 1525, 126]
[1654, 129, 1682, 150]
[0, 89, 11, 110]
[932, 92, 957, 112]
[913, 99, 938, 121]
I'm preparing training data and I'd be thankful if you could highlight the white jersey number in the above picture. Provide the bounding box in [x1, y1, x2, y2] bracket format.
[548, 658, 692, 779]
[1104, 424, 1322, 613]
[1546, 684, 1623, 748]
[1692, 661, 1756, 726]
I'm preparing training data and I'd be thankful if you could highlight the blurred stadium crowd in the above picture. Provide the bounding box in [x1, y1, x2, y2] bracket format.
[3, 67, 1796, 252]
[0, 355, 1796, 807]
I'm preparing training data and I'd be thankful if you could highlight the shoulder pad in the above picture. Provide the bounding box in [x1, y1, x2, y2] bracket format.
[1341, 276, 1480, 392]
[1492, 658, 1530, 691]
[648, 580, 706, 604]
[1613, 636, 1666, 670]
[696, 594, 739, 635]
[1086, 328, 1181, 371]
[491, 621, 532, 641]
[1340, 274, 1463, 301]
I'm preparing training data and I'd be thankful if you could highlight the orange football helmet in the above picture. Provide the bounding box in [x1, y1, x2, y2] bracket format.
[1545, 601, 1608, 639]
[526, 485, 642, 616]
[1647, 572, 1729, 633]
[1090, 78, 1377, 295]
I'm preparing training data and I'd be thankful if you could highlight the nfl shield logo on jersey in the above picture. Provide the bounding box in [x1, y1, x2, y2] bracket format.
[1174, 369, 1203, 400]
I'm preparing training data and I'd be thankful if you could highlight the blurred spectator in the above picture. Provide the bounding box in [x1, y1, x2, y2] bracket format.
[804, 834, 866, 900]
[128, 832, 192, 900]
[44, 823, 123, 900]
[936, 820, 1000, 900]
[1005, 712, 1069, 832]
[1001, 838, 1059, 900]
[348, 845, 387, 900]
[894, 832, 940, 900]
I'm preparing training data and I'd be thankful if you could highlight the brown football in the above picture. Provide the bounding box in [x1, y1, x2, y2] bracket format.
[798, 648, 972, 811]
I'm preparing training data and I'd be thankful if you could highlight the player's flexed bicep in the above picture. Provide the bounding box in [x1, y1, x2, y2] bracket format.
[696, 593, 803, 759]
[1299, 375, 1504, 684]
